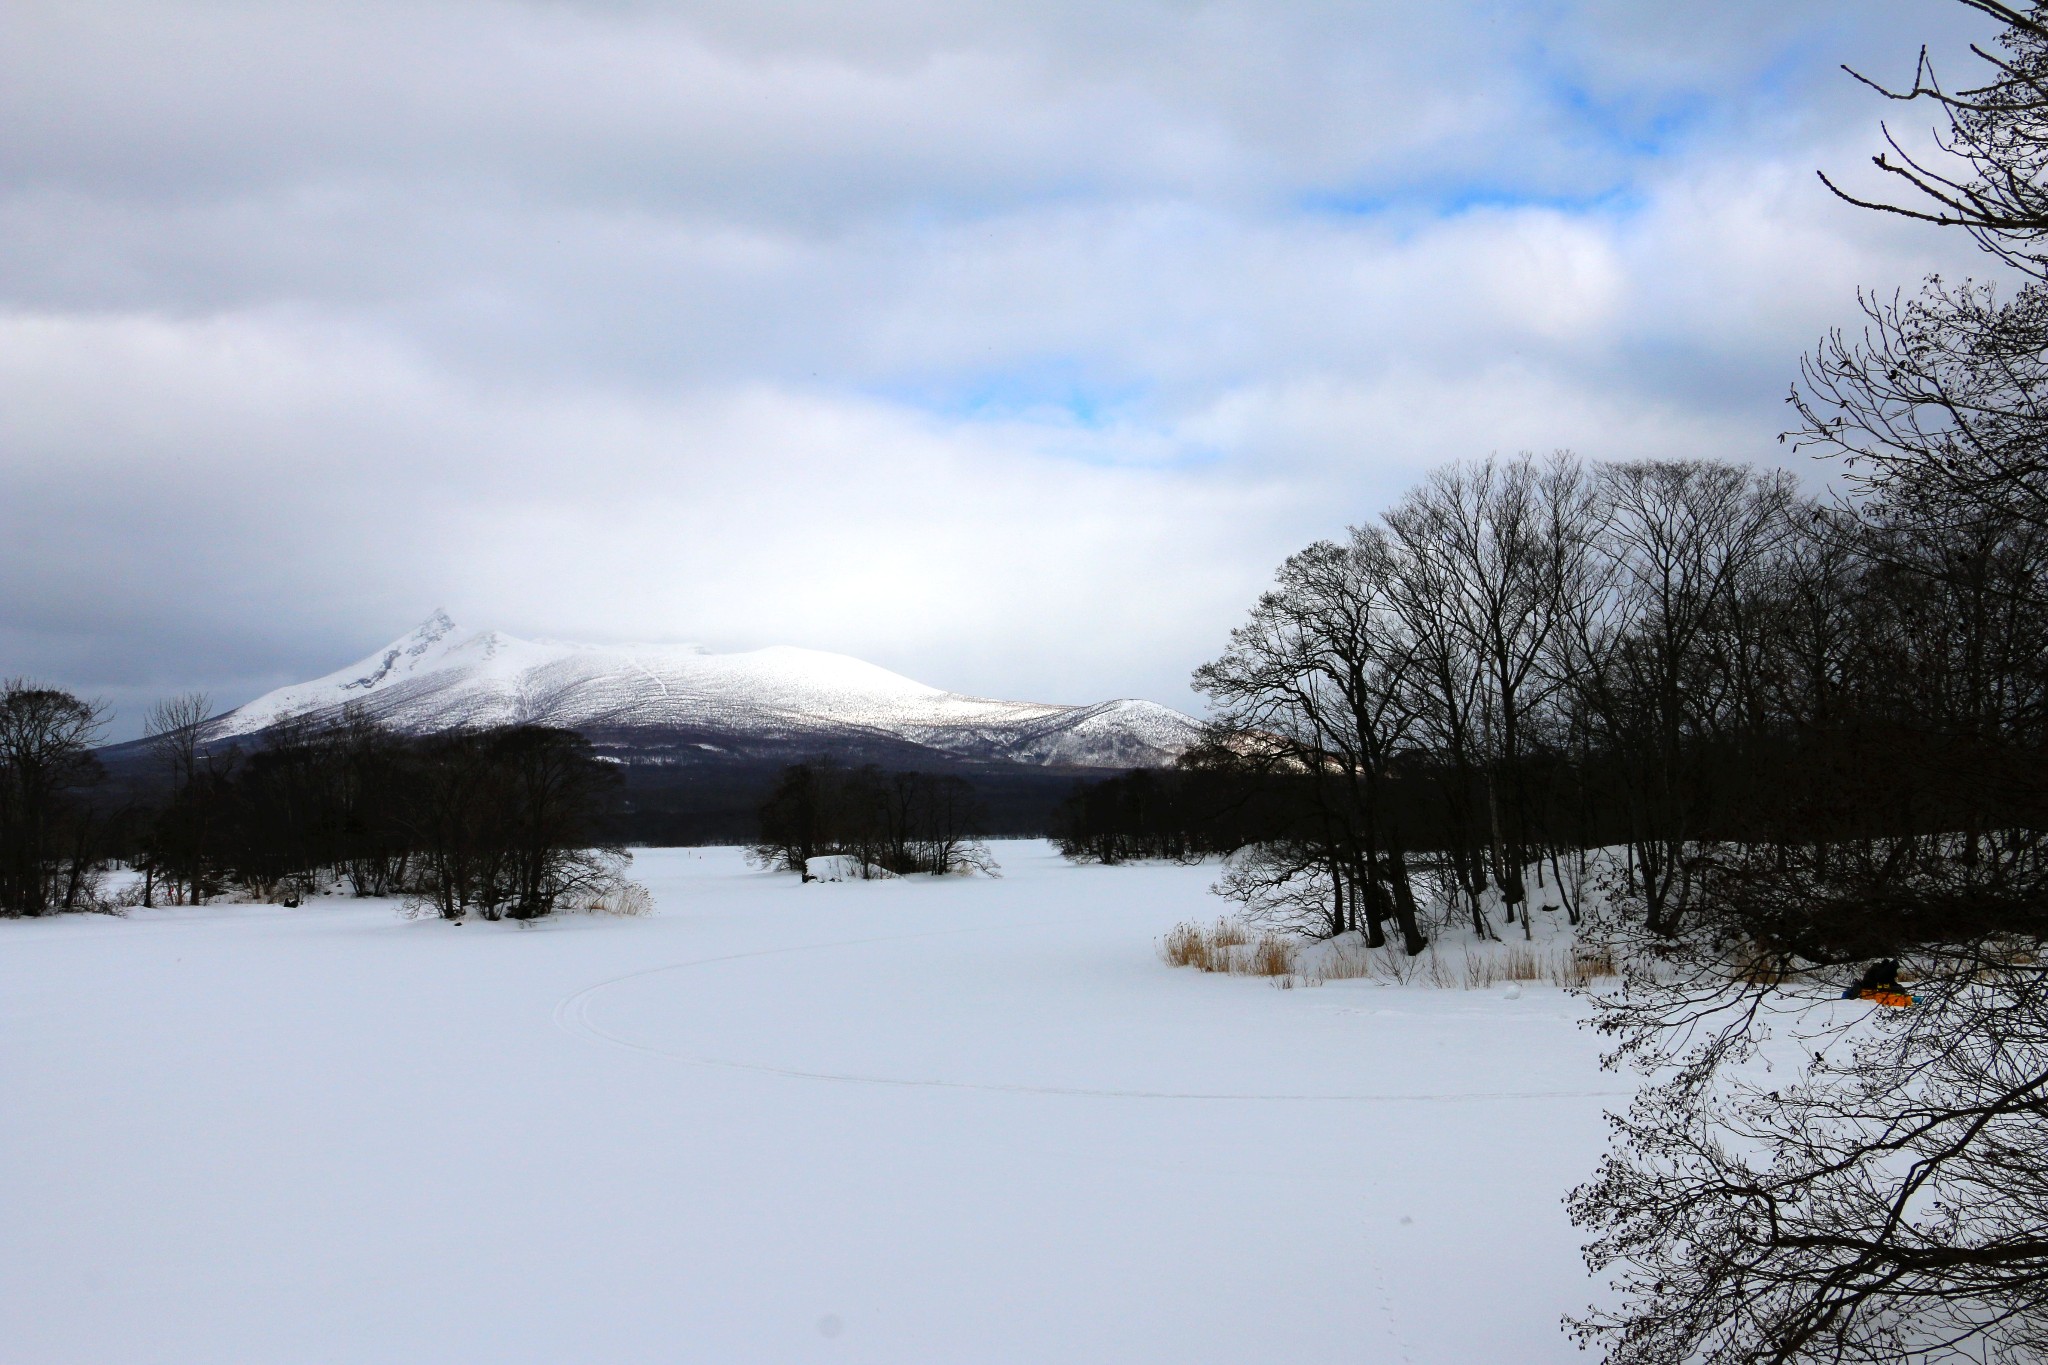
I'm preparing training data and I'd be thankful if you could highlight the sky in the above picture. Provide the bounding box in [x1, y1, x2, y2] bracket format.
[0, 0, 2007, 735]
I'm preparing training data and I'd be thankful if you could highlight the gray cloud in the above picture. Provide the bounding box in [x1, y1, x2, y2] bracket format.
[0, 0, 2008, 735]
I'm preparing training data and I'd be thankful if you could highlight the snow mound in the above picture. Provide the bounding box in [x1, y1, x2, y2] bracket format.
[802, 855, 894, 883]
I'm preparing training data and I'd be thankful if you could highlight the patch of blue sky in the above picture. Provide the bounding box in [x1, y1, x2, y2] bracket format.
[861, 365, 1222, 469]
[1299, 180, 1647, 223]
[1547, 78, 1713, 160]
[1746, 30, 1836, 105]
[1297, 32, 1806, 231]
[871, 362, 1148, 430]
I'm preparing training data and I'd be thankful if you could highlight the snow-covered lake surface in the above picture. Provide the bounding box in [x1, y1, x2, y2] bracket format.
[2, 843, 1622, 1363]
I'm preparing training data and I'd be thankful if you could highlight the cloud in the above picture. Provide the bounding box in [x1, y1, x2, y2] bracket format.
[0, 0, 2012, 733]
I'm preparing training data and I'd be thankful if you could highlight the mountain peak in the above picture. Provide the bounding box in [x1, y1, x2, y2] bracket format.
[337, 611, 471, 696]
[412, 609, 458, 643]
[212, 621, 1202, 768]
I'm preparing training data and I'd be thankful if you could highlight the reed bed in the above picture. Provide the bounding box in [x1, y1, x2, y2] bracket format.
[1159, 919, 1620, 989]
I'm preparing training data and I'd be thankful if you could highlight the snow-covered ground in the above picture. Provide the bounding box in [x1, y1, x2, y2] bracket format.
[1, 843, 1623, 1364]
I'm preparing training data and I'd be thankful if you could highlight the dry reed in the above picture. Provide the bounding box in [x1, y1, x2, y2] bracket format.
[1158, 919, 1619, 989]
[1247, 934, 1297, 977]
[1161, 921, 1210, 969]
[1157, 918, 1302, 981]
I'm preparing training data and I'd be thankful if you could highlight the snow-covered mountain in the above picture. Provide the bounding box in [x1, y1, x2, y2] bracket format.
[211, 613, 1200, 769]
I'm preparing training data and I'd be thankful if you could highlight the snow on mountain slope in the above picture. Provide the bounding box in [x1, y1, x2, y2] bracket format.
[213, 613, 1201, 767]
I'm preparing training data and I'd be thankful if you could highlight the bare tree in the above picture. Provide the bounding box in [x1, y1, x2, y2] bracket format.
[1571, 902, 2048, 1364]
[1819, 1, 2048, 277]
[1383, 510, 1495, 936]
[1799, 4, 2048, 537]
[145, 693, 210, 790]
[1385, 452, 1598, 936]
[0, 681, 109, 916]
[1794, 280, 2048, 538]
[1560, 462, 1798, 934]
[753, 760, 995, 879]
[1194, 527, 1429, 952]
[143, 692, 214, 905]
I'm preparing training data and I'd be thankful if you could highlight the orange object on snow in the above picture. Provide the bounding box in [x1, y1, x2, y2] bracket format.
[1842, 961, 1914, 1007]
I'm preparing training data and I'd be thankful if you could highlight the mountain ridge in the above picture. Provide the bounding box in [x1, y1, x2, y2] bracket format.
[207, 612, 1201, 770]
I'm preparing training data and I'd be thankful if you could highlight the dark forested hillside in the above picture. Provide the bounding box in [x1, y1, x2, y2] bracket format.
[91, 723, 1095, 847]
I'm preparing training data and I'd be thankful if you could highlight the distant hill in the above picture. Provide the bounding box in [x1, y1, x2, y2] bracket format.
[206, 612, 1200, 768]
[102, 614, 1204, 841]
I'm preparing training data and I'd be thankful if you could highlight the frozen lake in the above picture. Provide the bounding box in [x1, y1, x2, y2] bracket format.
[2, 843, 1621, 1363]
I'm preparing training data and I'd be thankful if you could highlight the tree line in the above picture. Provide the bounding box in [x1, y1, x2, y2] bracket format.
[0, 696, 629, 921]
[1054, 439, 2044, 966]
[1170, 443, 2046, 960]
[752, 756, 995, 877]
